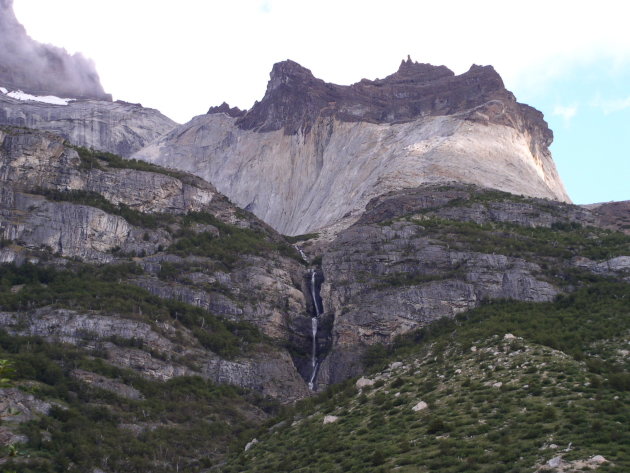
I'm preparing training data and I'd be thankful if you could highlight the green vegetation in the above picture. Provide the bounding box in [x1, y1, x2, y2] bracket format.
[377, 268, 465, 287]
[223, 281, 630, 472]
[367, 281, 630, 374]
[0, 332, 280, 473]
[72, 145, 190, 181]
[33, 188, 175, 229]
[285, 233, 319, 244]
[0, 358, 13, 387]
[412, 216, 630, 262]
[170, 211, 302, 267]
[0, 263, 264, 358]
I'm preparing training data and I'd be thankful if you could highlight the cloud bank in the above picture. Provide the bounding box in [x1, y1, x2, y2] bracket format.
[0, 0, 110, 100]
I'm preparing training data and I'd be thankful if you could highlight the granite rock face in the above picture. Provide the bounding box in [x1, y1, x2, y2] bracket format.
[0, 128, 214, 261]
[0, 126, 309, 338]
[135, 58, 570, 235]
[0, 94, 177, 157]
[0, 126, 314, 400]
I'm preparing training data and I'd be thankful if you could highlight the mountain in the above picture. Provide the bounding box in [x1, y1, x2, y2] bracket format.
[0, 20, 628, 470]
[0, 94, 177, 157]
[309, 185, 630, 388]
[0, 127, 315, 399]
[0, 0, 177, 157]
[134, 58, 570, 236]
[1, 126, 628, 473]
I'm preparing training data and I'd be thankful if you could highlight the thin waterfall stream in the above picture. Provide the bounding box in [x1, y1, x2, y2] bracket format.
[308, 269, 322, 390]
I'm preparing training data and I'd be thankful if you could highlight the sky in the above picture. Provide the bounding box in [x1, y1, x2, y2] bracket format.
[12, 0, 630, 204]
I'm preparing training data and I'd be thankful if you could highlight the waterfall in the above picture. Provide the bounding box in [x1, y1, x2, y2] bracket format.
[294, 244, 309, 263]
[310, 270, 321, 317]
[308, 269, 322, 390]
[308, 317, 318, 390]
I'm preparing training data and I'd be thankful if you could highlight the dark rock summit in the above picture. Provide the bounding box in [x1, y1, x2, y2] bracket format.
[207, 102, 245, 118]
[236, 57, 551, 149]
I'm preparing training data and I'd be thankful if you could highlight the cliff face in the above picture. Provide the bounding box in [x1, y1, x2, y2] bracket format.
[0, 94, 177, 157]
[311, 185, 629, 387]
[135, 59, 570, 236]
[0, 126, 311, 401]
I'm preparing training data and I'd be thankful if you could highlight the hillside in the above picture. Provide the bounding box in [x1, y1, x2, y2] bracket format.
[311, 184, 630, 388]
[0, 125, 317, 471]
[0, 126, 627, 471]
[224, 281, 630, 473]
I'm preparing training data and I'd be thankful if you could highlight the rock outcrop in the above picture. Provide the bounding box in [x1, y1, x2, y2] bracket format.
[0, 94, 177, 157]
[583, 200, 630, 235]
[135, 58, 570, 235]
[0, 128, 214, 261]
[0, 307, 309, 401]
[312, 184, 623, 386]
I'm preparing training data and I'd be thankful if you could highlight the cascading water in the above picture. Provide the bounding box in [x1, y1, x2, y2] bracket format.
[308, 317, 318, 390]
[294, 244, 309, 263]
[308, 269, 322, 390]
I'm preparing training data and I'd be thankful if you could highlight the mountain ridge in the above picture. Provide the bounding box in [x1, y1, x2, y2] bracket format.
[135, 58, 570, 236]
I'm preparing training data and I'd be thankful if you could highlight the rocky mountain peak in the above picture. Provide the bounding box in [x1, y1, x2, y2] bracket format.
[266, 59, 322, 92]
[207, 102, 245, 118]
[388, 55, 454, 83]
[134, 57, 570, 236]
[235, 57, 546, 141]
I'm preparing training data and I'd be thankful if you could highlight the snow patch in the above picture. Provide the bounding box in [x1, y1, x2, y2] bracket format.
[0, 87, 7, 94]
[5, 89, 73, 105]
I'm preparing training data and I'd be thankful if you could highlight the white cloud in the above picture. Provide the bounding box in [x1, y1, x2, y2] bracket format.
[553, 104, 578, 124]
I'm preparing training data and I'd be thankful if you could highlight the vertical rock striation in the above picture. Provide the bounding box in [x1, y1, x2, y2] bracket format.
[135, 58, 570, 236]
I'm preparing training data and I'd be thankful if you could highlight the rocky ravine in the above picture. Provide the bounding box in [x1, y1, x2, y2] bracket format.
[135, 58, 570, 236]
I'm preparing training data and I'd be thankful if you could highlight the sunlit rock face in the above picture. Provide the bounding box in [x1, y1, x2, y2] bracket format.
[135, 58, 570, 236]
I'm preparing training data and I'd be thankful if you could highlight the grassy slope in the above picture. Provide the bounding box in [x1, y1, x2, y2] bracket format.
[224, 282, 630, 473]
